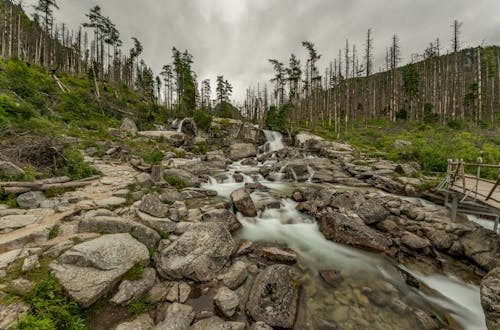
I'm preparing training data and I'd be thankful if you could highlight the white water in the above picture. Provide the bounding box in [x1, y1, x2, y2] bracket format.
[202, 130, 486, 329]
[177, 118, 187, 133]
[263, 130, 285, 153]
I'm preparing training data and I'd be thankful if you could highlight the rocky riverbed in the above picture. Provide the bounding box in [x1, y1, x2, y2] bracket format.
[0, 118, 498, 329]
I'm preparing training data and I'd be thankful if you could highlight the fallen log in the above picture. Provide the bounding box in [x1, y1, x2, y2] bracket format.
[0, 176, 71, 187]
[0, 176, 100, 194]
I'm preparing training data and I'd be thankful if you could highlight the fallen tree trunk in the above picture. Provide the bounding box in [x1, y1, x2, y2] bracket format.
[0, 176, 100, 194]
[0, 176, 71, 187]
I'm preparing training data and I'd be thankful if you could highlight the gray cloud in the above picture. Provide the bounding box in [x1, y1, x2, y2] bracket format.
[24, 0, 500, 101]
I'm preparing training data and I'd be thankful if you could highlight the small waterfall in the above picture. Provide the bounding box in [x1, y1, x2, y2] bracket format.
[177, 118, 187, 133]
[307, 165, 316, 183]
[263, 130, 285, 153]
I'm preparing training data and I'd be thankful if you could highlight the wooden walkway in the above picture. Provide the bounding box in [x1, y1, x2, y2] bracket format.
[437, 159, 500, 232]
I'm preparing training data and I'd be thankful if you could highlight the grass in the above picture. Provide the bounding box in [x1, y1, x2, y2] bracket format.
[122, 264, 144, 281]
[127, 298, 154, 315]
[164, 175, 189, 189]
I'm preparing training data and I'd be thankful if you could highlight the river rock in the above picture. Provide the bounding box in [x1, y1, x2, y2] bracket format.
[230, 188, 257, 217]
[480, 267, 500, 330]
[115, 313, 154, 330]
[0, 161, 25, 178]
[251, 322, 273, 330]
[110, 268, 156, 306]
[202, 208, 242, 232]
[214, 286, 240, 317]
[246, 264, 299, 329]
[50, 233, 149, 307]
[16, 191, 46, 209]
[154, 303, 195, 330]
[257, 246, 297, 263]
[230, 143, 257, 161]
[427, 230, 454, 251]
[401, 231, 430, 249]
[78, 216, 160, 249]
[139, 194, 169, 218]
[120, 118, 138, 135]
[221, 261, 248, 290]
[460, 229, 499, 271]
[319, 269, 344, 288]
[356, 199, 390, 225]
[156, 223, 235, 282]
[319, 212, 392, 254]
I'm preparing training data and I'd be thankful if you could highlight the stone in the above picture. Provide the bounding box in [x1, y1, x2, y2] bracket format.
[0, 161, 24, 178]
[230, 188, 257, 217]
[319, 269, 344, 288]
[156, 223, 235, 282]
[0, 302, 29, 329]
[138, 131, 186, 147]
[319, 212, 392, 254]
[251, 322, 273, 330]
[246, 264, 299, 329]
[202, 208, 242, 232]
[154, 303, 195, 330]
[257, 246, 297, 263]
[95, 197, 127, 209]
[229, 143, 257, 161]
[147, 282, 170, 303]
[10, 278, 33, 294]
[136, 172, 154, 188]
[427, 230, 453, 251]
[111, 268, 156, 306]
[22, 255, 40, 272]
[136, 210, 176, 234]
[401, 231, 430, 249]
[214, 286, 240, 317]
[236, 240, 254, 256]
[460, 229, 499, 271]
[120, 118, 138, 135]
[164, 168, 201, 187]
[395, 139, 412, 149]
[0, 214, 42, 231]
[166, 282, 191, 303]
[481, 267, 500, 330]
[50, 233, 149, 307]
[16, 191, 46, 209]
[221, 261, 248, 290]
[168, 201, 188, 222]
[356, 199, 390, 225]
[160, 189, 183, 203]
[139, 194, 169, 218]
[191, 317, 233, 330]
[115, 313, 154, 330]
[78, 216, 160, 249]
[414, 309, 439, 330]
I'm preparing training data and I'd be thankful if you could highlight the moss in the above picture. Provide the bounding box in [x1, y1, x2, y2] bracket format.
[164, 175, 188, 189]
[123, 264, 144, 281]
[127, 298, 154, 315]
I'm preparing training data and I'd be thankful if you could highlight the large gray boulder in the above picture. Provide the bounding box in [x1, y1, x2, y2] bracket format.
[164, 168, 201, 187]
[139, 194, 169, 218]
[214, 286, 240, 317]
[246, 264, 299, 329]
[481, 267, 500, 330]
[16, 191, 46, 209]
[110, 268, 156, 306]
[156, 223, 235, 282]
[154, 303, 195, 330]
[319, 212, 392, 254]
[230, 143, 257, 161]
[230, 188, 257, 217]
[78, 216, 160, 249]
[0, 214, 42, 231]
[0, 161, 25, 178]
[460, 229, 499, 271]
[120, 118, 138, 135]
[50, 233, 149, 307]
[202, 208, 242, 232]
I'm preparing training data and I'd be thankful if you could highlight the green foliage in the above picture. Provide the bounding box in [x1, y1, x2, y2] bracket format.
[446, 119, 466, 130]
[56, 147, 100, 180]
[123, 263, 144, 281]
[128, 298, 154, 315]
[164, 175, 188, 189]
[193, 110, 213, 131]
[423, 103, 439, 124]
[213, 101, 240, 119]
[265, 103, 291, 134]
[139, 148, 164, 165]
[402, 64, 420, 99]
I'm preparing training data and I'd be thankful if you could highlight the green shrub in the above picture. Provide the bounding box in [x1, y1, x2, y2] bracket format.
[123, 264, 144, 281]
[193, 110, 212, 131]
[165, 175, 188, 189]
[57, 147, 100, 180]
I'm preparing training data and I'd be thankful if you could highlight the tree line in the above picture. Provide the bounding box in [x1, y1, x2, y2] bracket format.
[245, 21, 499, 134]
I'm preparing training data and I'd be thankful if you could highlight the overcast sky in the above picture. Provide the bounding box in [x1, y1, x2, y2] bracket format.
[24, 0, 500, 102]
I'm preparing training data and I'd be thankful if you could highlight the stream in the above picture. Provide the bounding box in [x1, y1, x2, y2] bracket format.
[202, 130, 486, 330]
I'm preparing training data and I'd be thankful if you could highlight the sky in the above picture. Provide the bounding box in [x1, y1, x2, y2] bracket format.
[23, 0, 500, 102]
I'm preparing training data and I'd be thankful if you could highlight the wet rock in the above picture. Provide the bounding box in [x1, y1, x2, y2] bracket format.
[16, 191, 46, 209]
[246, 264, 299, 329]
[480, 267, 500, 330]
[233, 172, 244, 183]
[257, 246, 297, 263]
[401, 231, 430, 250]
[229, 143, 257, 161]
[139, 194, 169, 218]
[414, 309, 439, 330]
[78, 216, 160, 249]
[460, 229, 499, 271]
[202, 208, 242, 232]
[427, 230, 453, 251]
[230, 188, 257, 217]
[111, 268, 156, 306]
[156, 223, 235, 282]
[319, 212, 392, 254]
[154, 303, 195, 330]
[214, 286, 240, 317]
[0, 302, 29, 329]
[356, 199, 390, 225]
[115, 313, 154, 330]
[221, 261, 248, 290]
[164, 168, 201, 187]
[319, 269, 344, 288]
[50, 233, 149, 307]
[236, 240, 254, 256]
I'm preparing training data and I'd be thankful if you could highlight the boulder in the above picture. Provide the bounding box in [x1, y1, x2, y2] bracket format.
[214, 286, 240, 317]
[156, 223, 235, 282]
[164, 168, 201, 187]
[115, 314, 154, 330]
[165, 281, 191, 303]
[356, 199, 390, 225]
[0, 161, 25, 178]
[0, 302, 29, 329]
[50, 233, 149, 307]
[257, 246, 297, 263]
[136, 172, 154, 188]
[460, 229, 499, 271]
[110, 268, 156, 306]
[401, 231, 430, 250]
[191, 317, 233, 330]
[251, 322, 273, 330]
[319, 212, 392, 254]
[480, 267, 500, 330]
[139, 194, 168, 218]
[16, 191, 46, 209]
[221, 261, 248, 290]
[202, 208, 242, 232]
[138, 131, 186, 147]
[120, 118, 138, 135]
[154, 303, 195, 330]
[230, 143, 257, 161]
[246, 264, 299, 328]
[168, 201, 188, 222]
[230, 188, 257, 217]
[294, 132, 324, 150]
[0, 214, 42, 231]
[136, 211, 176, 234]
[78, 216, 160, 249]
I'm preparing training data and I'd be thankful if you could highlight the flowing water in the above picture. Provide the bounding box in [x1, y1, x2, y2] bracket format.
[202, 132, 486, 330]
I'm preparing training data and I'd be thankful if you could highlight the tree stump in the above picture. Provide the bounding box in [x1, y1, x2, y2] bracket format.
[151, 165, 164, 183]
